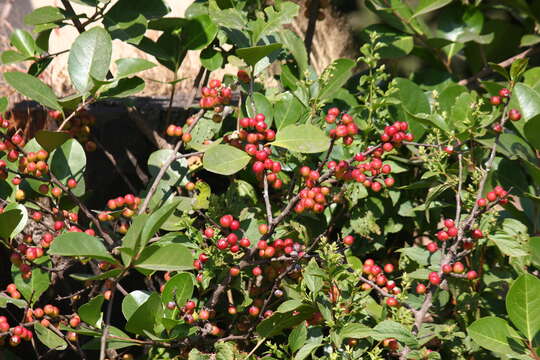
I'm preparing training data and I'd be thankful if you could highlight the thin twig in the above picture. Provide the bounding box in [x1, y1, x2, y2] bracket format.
[93, 137, 138, 194]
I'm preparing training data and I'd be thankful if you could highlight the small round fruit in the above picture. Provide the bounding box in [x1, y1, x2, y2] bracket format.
[229, 267, 240, 277]
[386, 297, 398, 307]
[490, 96, 501, 105]
[343, 235, 354, 246]
[508, 109, 521, 121]
[416, 283, 427, 294]
[248, 306, 260, 317]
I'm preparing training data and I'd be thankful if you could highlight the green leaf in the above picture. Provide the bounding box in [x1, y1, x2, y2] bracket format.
[0, 294, 27, 309]
[303, 258, 324, 293]
[12, 259, 50, 304]
[506, 273, 540, 341]
[395, 78, 430, 138]
[10, 29, 37, 57]
[35, 323, 67, 350]
[489, 62, 510, 80]
[513, 83, 540, 121]
[140, 198, 182, 247]
[1, 50, 31, 64]
[272, 124, 330, 153]
[4, 71, 61, 110]
[531, 237, 540, 267]
[236, 43, 282, 66]
[340, 323, 372, 339]
[35, 130, 70, 152]
[0, 97, 7, 113]
[510, 58, 529, 82]
[148, 149, 189, 187]
[49, 138, 86, 196]
[203, 144, 251, 175]
[412, 0, 452, 18]
[115, 58, 156, 79]
[490, 233, 529, 257]
[208, 0, 246, 30]
[279, 30, 308, 75]
[48, 232, 117, 263]
[318, 58, 356, 101]
[135, 243, 194, 272]
[521, 34, 540, 47]
[122, 290, 150, 321]
[372, 320, 418, 346]
[68, 27, 112, 94]
[468, 317, 526, 355]
[257, 304, 314, 337]
[250, 2, 300, 43]
[70, 269, 122, 281]
[182, 15, 218, 51]
[247, 92, 273, 126]
[161, 272, 193, 306]
[121, 214, 149, 265]
[78, 295, 104, 327]
[362, 24, 414, 58]
[24, 6, 65, 25]
[125, 292, 162, 335]
[0, 204, 27, 240]
[289, 323, 307, 353]
[200, 48, 223, 71]
[274, 92, 306, 131]
[215, 342, 235, 360]
[100, 77, 145, 98]
[523, 114, 540, 150]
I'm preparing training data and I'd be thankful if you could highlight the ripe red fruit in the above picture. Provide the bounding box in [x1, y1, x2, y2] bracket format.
[219, 215, 233, 228]
[486, 191, 497, 202]
[428, 272, 441, 286]
[499, 88, 510, 98]
[437, 231, 449, 241]
[229, 267, 240, 277]
[490, 95, 501, 105]
[258, 223, 268, 235]
[472, 229, 483, 239]
[9, 335, 21, 347]
[477, 198, 487, 207]
[248, 306, 260, 317]
[447, 227, 458, 237]
[386, 297, 398, 307]
[384, 263, 394, 273]
[230, 220, 240, 231]
[217, 239, 228, 250]
[416, 283, 427, 294]
[467, 270, 478, 280]
[442, 264, 452, 274]
[204, 228, 215, 238]
[492, 123, 503, 133]
[426, 242, 438, 253]
[252, 266, 262, 276]
[185, 300, 196, 310]
[343, 235, 354, 246]
[508, 109, 521, 121]
[371, 265, 382, 276]
[199, 309, 210, 320]
[444, 219, 454, 228]
[452, 261, 465, 274]
[239, 238, 250, 247]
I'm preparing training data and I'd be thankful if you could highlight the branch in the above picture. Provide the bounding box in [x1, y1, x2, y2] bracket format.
[60, 0, 86, 33]
[127, 106, 172, 150]
[459, 46, 540, 86]
[93, 137, 138, 194]
[138, 110, 205, 215]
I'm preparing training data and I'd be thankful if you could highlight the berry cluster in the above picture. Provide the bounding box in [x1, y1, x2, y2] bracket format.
[61, 110, 97, 152]
[380, 121, 414, 150]
[490, 88, 521, 123]
[98, 194, 141, 222]
[237, 70, 250, 83]
[325, 108, 359, 146]
[477, 185, 509, 207]
[18, 148, 50, 177]
[255, 237, 305, 259]
[296, 182, 330, 214]
[0, 315, 33, 347]
[351, 156, 394, 191]
[361, 259, 400, 306]
[199, 79, 232, 110]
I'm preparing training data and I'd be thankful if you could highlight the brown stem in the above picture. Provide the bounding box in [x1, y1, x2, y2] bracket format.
[93, 137, 138, 194]
[304, 0, 320, 61]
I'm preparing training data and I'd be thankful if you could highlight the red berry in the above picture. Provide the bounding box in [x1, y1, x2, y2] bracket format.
[239, 238, 251, 247]
[499, 88, 510, 98]
[229, 267, 240, 277]
[472, 229, 483, 239]
[384, 263, 394, 273]
[204, 228, 215, 238]
[467, 270, 478, 280]
[477, 198, 487, 207]
[386, 297, 398, 307]
[444, 219, 454, 228]
[426, 242, 438, 253]
[219, 215, 233, 228]
[258, 223, 268, 235]
[252, 266, 262, 276]
[429, 272, 441, 286]
[343, 235, 354, 246]
[217, 239, 228, 250]
[490, 96, 501, 105]
[453, 261, 465, 274]
[416, 283, 427, 294]
[437, 231, 449, 241]
[442, 264, 452, 274]
[447, 227, 458, 237]
[248, 306, 260, 317]
[508, 109, 521, 121]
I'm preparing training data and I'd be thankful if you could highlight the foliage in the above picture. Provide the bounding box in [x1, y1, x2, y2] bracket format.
[0, 0, 540, 359]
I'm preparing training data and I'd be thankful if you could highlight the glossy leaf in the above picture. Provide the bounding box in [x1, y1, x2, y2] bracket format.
[200, 48, 223, 71]
[250, 2, 300, 43]
[506, 273, 540, 341]
[122, 290, 150, 321]
[523, 114, 540, 150]
[272, 124, 330, 153]
[10, 29, 37, 57]
[236, 43, 282, 66]
[49, 138, 86, 196]
[125, 292, 162, 335]
[48, 232, 117, 263]
[140, 198, 182, 247]
[531, 237, 540, 268]
[289, 323, 307, 353]
[12, 259, 50, 304]
[318, 58, 356, 101]
[412, 0, 452, 18]
[257, 304, 314, 337]
[115, 58, 156, 79]
[68, 27, 112, 94]
[35, 323, 67, 350]
[274, 92, 306, 131]
[4, 71, 61, 110]
[161, 272, 193, 306]
[0, 204, 27, 240]
[510, 58, 529, 82]
[468, 317, 525, 355]
[35, 130, 70, 152]
[513, 83, 540, 121]
[135, 243, 194, 271]
[78, 295, 104, 327]
[362, 24, 414, 58]
[246, 92, 273, 126]
[203, 144, 251, 175]
[121, 214, 149, 265]
[24, 6, 65, 25]
[371, 320, 418, 346]
[279, 30, 308, 75]
[182, 15, 218, 51]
